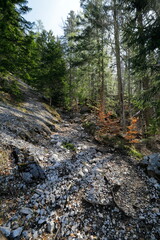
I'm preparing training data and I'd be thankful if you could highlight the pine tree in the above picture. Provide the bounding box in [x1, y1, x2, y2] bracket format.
[0, 0, 32, 73]
[63, 11, 80, 107]
[120, 0, 160, 133]
[28, 30, 66, 106]
[112, 0, 125, 129]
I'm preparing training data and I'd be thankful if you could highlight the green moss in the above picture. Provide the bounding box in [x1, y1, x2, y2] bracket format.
[16, 105, 32, 114]
[62, 142, 76, 151]
[128, 146, 143, 159]
[82, 121, 90, 128]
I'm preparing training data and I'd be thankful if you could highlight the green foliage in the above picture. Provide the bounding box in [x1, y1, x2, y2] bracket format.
[0, 73, 22, 101]
[63, 2, 111, 108]
[147, 119, 160, 135]
[0, 0, 159, 143]
[7, 81, 22, 100]
[20, 30, 66, 106]
[120, 0, 160, 132]
[128, 146, 143, 160]
[62, 142, 76, 151]
[0, 0, 32, 73]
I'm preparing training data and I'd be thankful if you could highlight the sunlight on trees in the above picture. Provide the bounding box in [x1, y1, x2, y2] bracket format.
[0, 0, 159, 140]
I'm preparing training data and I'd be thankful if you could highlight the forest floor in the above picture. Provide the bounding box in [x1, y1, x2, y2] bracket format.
[0, 78, 160, 240]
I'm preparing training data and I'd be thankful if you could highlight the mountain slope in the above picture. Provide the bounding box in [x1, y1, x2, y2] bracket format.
[0, 76, 159, 240]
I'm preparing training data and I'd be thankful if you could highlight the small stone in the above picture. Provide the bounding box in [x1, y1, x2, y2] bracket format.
[39, 156, 44, 161]
[83, 167, 89, 173]
[26, 214, 32, 220]
[33, 202, 39, 210]
[38, 218, 46, 225]
[112, 219, 116, 224]
[32, 193, 39, 199]
[56, 142, 62, 147]
[71, 225, 77, 231]
[98, 213, 103, 218]
[22, 230, 30, 240]
[10, 215, 18, 221]
[152, 208, 159, 214]
[35, 189, 43, 195]
[12, 223, 19, 230]
[64, 123, 70, 127]
[11, 227, 23, 238]
[32, 230, 38, 239]
[50, 194, 55, 203]
[78, 170, 85, 177]
[37, 229, 42, 235]
[154, 183, 160, 190]
[139, 215, 145, 220]
[46, 221, 55, 233]
[40, 209, 46, 216]
[70, 211, 75, 216]
[20, 207, 33, 215]
[0, 227, 11, 237]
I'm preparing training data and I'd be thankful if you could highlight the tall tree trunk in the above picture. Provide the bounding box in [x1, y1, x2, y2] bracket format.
[113, 0, 125, 129]
[126, 49, 131, 117]
[137, 11, 151, 132]
[96, 28, 103, 111]
[69, 59, 73, 107]
[100, 28, 105, 113]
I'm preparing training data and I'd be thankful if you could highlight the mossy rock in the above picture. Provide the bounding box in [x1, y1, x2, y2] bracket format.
[18, 161, 45, 183]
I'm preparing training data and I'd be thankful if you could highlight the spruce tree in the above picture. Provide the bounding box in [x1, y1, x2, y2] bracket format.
[0, 0, 32, 73]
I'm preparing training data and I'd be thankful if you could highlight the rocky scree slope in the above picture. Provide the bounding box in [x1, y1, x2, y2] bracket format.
[0, 78, 160, 240]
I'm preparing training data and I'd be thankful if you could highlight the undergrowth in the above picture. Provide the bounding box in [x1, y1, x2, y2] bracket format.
[0, 73, 23, 102]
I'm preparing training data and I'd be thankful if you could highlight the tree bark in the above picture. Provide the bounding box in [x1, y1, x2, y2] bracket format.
[137, 11, 151, 132]
[113, 0, 125, 129]
[100, 27, 106, 113]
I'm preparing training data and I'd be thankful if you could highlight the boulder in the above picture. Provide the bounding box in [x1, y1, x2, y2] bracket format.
[140, 153, 160, 181]
[80, 105, 91, 114]
[18, 161, 45, 184]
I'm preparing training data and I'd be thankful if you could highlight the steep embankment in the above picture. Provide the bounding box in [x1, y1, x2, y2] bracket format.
[0, 76, 159, 240]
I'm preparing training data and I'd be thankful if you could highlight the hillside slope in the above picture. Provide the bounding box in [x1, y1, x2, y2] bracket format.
[0, 76, 159, 240]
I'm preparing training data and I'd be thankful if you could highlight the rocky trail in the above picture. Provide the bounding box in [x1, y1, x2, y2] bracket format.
[0, 80, 160, 240]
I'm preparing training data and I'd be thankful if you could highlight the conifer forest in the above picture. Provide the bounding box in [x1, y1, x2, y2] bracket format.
[0, 0, 160, 137]
[0, 1, 160, 240]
